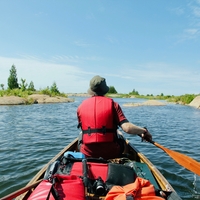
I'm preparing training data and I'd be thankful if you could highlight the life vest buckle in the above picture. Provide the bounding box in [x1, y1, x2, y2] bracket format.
[102, 126, 106, 135]
[88, 127, 91, 136]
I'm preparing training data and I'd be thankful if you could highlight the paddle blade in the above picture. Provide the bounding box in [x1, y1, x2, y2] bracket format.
[154, 142, 200, 176]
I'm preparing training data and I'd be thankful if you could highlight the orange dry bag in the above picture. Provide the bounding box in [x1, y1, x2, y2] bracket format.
[105, 177, 165, 200]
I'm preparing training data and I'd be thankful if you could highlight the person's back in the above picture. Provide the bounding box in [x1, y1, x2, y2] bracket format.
[77, 75, 152, 159]
[77, 95, 123, 159]
[78, 96, 117, 144]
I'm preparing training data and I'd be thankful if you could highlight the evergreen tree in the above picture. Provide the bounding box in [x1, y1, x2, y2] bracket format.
[50, 82, 60, 94]
[19, 78, 28, 91]
[129, 89, 139, 95]
[108, 86, 117, 94]
[28, 81, 36, 91]
[0, 84, 4, 90]
[7, 65, 19, 89]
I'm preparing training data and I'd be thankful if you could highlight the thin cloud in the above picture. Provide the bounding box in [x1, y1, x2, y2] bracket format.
[112, 64, 200, 95]
[117, 62, 200, 84]
[173, 1, 200, 43]
[51, 55, 102, 63]
[34, 12, 48, 17]
[177, 28, 200, 42]
[192, 5, 200, 17]
[51, 55, 80, 63]
[105, 36, 119, 44]
[0, 56, 88, 92]
[1, 56, 199, 95]
[184, 28, 199, 35]
[74, 40, 93, 47]
[182, 28, 200, 40]
[86, 13, 96, 20]
[171, 6, 185, 16]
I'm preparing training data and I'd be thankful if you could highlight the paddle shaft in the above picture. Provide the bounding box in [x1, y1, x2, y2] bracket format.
[139, 134, 200, 176]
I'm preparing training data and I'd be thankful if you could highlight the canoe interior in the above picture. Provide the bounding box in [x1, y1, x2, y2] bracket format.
[3, 137, 181, 200]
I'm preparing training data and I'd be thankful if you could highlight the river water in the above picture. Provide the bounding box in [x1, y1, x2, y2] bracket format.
[0, 97, 200, 199]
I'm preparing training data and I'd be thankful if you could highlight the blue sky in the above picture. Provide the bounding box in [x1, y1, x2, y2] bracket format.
[0, 0, 200, 96]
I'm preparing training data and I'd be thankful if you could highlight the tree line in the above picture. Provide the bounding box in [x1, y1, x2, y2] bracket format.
[0, 65, 62, 97]
[1, 65, 119, 95]
[0, 65, 198, 104]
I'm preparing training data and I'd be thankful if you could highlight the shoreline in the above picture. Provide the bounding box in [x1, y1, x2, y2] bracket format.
[0, 94, 200, 109]
[0, 94, 74, 105]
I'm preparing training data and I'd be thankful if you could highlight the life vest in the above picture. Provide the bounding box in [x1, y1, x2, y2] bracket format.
[105, 177, 165, 200]
[79, 96, 117, 144]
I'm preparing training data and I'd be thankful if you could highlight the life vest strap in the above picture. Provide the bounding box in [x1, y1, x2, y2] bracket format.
[82, 127, 116, 135]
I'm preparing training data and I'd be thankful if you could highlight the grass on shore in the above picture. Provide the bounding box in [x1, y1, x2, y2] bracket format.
[0, 88, 67, 98]
[0, 89, 199, 105]
[107, 93, 198, 105]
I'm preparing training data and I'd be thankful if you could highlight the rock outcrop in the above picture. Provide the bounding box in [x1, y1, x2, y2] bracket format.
[67, 93, 90, 97]
[123, 100, 166, 107]
[0, 96, 27, 105]
[189, 96, 200, 109]
[27, 94, 74, 104]
[0, 94, 74, 105]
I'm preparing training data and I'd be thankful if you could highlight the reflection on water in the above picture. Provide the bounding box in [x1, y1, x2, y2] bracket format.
[0, 97, 200, 199]
[193, 174, 200, 199]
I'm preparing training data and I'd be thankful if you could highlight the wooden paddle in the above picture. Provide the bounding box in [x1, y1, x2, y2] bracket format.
[148, 139, 200, 176]
[1, 179, 42, 200]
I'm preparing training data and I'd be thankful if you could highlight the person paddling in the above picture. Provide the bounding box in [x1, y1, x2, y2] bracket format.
[77, 75, 152, 159]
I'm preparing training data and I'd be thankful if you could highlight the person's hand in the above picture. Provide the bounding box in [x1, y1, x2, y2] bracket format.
[141, 127, 152, 142]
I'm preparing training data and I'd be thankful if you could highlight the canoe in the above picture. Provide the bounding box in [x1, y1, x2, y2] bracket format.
[1, 136, 182, 200]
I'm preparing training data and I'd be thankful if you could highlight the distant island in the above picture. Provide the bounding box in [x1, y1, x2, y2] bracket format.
[1, 65, 200, 108]
[0, 93, 200, 109]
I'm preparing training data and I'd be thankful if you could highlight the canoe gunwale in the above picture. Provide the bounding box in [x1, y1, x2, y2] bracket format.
[127, 141, 174, 192]
[15, 138, 78, 200]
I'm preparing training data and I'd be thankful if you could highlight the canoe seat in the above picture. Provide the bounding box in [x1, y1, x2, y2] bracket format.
[125, 161, 159, 189]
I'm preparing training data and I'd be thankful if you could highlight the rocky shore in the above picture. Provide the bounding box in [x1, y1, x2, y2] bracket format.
[189, 96, 200, 109]
[0, 94, 74, 105]
[123, 96, 200, 109]
[1, 94, 200, 109]
[123, 100, 166, 107]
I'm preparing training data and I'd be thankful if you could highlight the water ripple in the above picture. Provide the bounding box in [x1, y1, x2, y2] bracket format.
[0, 98, 200, 199]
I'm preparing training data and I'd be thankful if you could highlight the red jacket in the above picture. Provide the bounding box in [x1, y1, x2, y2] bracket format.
[78, 96, 117, 144]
